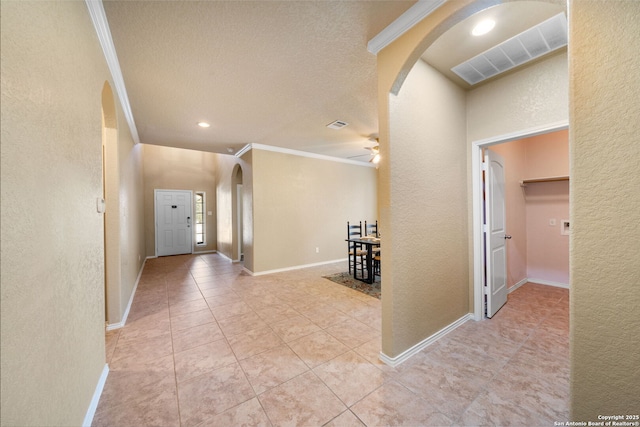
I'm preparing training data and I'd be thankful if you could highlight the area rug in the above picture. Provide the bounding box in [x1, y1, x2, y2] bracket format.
[322, 272, 381, 299]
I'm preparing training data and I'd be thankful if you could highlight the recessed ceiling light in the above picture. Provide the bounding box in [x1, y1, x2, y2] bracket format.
[197, 122, 211, 128]
[472, 19, 495, 36]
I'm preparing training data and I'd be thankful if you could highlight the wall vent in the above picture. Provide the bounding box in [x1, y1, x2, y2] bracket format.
[452, 13, 567, 86]
[326, 120, 349, 130]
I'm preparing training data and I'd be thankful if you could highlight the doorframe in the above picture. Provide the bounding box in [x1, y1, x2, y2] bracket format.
[236, 184, 244, 261]
[154, 189, 194, 257]
[471, 120, 568, 321]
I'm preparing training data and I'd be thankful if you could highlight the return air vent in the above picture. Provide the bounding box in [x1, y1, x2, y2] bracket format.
[452, 13, 567, 86]
[326, 120, 349, 130]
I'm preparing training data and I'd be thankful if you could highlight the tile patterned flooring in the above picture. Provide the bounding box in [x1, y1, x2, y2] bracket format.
[94, 253, 569, 426]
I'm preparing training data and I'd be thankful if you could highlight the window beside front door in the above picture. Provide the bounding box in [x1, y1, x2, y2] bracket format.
[195, 191, 205, 246]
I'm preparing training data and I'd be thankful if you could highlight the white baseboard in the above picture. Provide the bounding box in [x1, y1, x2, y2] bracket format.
[527, 278, 570, 289]
[217, 251, 235, 262]
[245, 258, 347, 276]
[82, 363, 109, 427]
[379, 313, 473, 367]
[105, 258, 146, 331]
[508, 277, 529, 293]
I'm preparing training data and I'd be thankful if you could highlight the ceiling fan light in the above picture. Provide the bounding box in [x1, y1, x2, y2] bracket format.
[371, 153, 381, 164]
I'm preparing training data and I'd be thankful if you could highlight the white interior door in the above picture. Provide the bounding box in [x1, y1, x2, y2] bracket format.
[155, 190, 193, 257]
[485, 149, 509, 317]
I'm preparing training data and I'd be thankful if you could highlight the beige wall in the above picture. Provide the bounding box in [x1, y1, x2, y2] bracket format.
[251, 148, 377, 273]
[377, 2, 568, 359]
[378, 0, 639, 419]
[382, 59, 469, 357]
[102, 84, 146, 327]
[115, 108, 146, 324]
[466, 51, 568, 142]
[569, 0, 640, 419]
[142, 144, 218, 256]
[0, 1, 144, 424]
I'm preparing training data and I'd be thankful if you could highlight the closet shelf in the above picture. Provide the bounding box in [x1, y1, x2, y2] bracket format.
[520, 175, 569, 186]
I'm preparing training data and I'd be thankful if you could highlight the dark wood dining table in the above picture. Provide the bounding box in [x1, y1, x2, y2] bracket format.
[346, 237, 380, 284]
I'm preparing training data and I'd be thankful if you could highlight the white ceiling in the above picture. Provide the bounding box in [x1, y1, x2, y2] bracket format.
[102, 0, 566, 162]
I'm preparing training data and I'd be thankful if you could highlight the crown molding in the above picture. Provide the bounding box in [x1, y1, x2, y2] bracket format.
[85, 0, 140, 144]
[236, 143, 376, 168]
[367, 0, 447, 55]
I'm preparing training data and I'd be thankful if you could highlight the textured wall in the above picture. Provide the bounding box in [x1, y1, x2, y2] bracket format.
[115, 105, 146, 325]
[569, 0, 640, 419]
[376, 0, 568, 358]
[0, 1, 111, 424]
[385, 59, 469, 356]
[466, 52, 568, 142]
[251, 149, 377, 273]
[142, 144, 218, 256]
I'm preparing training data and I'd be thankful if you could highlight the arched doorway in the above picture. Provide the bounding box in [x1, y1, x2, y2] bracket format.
[231, 164, 244, 262]
[101, 81, 120, 326]
[376, 0, 566, 361]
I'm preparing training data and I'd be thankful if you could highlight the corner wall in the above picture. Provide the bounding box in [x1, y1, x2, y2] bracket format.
[382, 59, 469, 357]
[251, 148, 377, 274]
[569, 0, 640, 419]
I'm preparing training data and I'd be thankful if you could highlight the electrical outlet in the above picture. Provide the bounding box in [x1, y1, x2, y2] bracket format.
[315, 247, 320, 253]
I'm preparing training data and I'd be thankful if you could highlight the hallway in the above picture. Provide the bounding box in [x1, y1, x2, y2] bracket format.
[93, 254, 569, 426]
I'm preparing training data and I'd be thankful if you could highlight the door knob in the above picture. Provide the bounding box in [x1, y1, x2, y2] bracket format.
[504, 234, 512, 239]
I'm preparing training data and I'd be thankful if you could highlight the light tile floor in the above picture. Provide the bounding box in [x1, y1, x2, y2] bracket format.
[94, 253, 569, 426]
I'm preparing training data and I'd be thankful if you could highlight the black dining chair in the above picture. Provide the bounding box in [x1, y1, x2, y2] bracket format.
[365, 220, 381, 256]
[347, 221, 365, 275]
[364, 220, 378, 238]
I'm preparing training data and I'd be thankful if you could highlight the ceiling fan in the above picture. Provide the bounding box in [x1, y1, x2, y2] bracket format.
[348, 135, 380, 163]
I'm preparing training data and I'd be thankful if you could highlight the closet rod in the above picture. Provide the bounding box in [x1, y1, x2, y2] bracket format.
[520, 175, 569, 186]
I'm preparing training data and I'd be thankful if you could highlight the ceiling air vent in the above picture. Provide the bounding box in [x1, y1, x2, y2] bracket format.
[452, 12, 568, 86]
[326, 120, 349, 130]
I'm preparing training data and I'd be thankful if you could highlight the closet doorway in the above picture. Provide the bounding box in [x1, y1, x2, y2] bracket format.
[472, 122, 570, 320]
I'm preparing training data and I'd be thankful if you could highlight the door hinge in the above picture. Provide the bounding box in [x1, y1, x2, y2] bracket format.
[483, 224, 488, 233]
[482, 162, 488, 171]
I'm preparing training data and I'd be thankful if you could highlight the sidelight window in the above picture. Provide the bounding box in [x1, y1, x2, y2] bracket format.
[195, 192, 205, 245]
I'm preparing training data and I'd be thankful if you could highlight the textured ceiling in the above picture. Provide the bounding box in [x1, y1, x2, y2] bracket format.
[103, 1, 566, 161]
[421, 1, 566, 89]
[103, 0, 417, 161]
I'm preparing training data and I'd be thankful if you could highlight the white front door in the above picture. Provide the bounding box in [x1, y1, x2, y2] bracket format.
[155, 190, 193, 257]
[485, 149, 508, 318]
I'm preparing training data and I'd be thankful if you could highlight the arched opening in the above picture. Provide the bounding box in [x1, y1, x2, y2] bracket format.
[377, 0, 567, 361]
[231, 164, 244, 262]
[101, 81, 121, 327]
